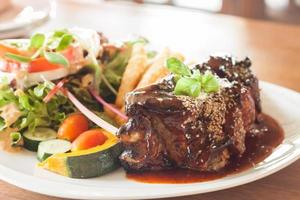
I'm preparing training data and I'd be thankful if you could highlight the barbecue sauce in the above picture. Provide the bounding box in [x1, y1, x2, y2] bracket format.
[126, 113, 284, 184]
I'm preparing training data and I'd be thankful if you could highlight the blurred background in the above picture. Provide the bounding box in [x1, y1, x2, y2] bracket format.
[125, 0, 300, 24]
[0, 0, 299, 39]
[0, 0, 299, 91]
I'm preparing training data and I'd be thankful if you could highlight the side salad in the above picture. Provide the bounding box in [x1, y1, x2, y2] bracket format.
[0, 27, 183, 178]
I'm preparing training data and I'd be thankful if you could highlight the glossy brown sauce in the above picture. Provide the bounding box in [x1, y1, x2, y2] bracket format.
[126, 113, 284, 184]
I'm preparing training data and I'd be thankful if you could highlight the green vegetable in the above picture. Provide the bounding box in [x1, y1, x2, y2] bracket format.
[99, 37, 149, 98]
[10, 132, 22, 146]
[0, 76, 9, 85]
[29, 33, 45, 50]
[201, 71, 220, 93]
[126, 37, 149, 45]
[6, 41, 26, 48]
[65, 75, 101, 111]
[37, 139, 71, 162]
[191, 69, 201, 81]
[23, 127, 57, 151]
[44, 51, 69, 67]
[56, 34, 73, 51]
[0, 117, 5, 131]
[0, 82, 75, 133]
[147, 50, 157, 59]
[27, 30, 74, 59]
[53, 29, 69, 38]
[166, 57, 220, 97]
[4, 53, 31, 63]
[99, 43, 133, 101]
[174, 77, 201, 97]
[166, 57, 191, 76]
[0, 84, 18, 107]
[39, 130, 122, 178]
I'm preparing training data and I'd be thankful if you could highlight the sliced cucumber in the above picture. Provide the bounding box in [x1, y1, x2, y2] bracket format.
[37, 139, 72, 162]
[23, 128, 57, 152]
[39, 130, 122, 178]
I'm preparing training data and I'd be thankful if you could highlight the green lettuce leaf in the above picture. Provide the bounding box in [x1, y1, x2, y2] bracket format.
[99, 43, 132, 101]
[0, 82, 75, 133]
[0, 117, 5, 131]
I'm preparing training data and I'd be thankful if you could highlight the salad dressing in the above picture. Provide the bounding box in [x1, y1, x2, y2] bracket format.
[0, 128, 22, 152]
[126, 113, 284, 184]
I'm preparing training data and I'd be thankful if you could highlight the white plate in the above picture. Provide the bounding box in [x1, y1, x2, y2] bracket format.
[0, 0, 53, 38]
[0, 81, 299, 200]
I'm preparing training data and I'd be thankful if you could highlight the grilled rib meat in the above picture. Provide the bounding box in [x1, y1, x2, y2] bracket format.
[117, 56, 261, 172]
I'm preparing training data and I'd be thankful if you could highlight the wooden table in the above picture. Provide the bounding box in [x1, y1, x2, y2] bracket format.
[1, 1, 300, 199]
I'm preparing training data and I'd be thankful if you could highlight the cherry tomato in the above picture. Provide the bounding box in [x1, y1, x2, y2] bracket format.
[0, 44, 82, 73]
[57, 113, 89, 142]
[28, 57, 62, 73]
[71, 129, 108, 151]
[27, 47, 77, 73]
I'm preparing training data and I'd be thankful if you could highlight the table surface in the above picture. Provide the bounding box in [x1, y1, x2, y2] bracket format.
[1, 0, 300, 200]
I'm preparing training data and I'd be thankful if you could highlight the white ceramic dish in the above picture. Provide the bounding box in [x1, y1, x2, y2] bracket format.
[0, 81, 299, 200]
[0, 0, 53, 39]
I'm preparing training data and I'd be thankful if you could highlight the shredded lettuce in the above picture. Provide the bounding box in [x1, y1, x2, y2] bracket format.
[99, 43, 132, 101]
[0, 82, 76, 133]
[0, 117, 5, 131]
[98, 37, 151, 101]
[65, 75, 101, 111]
[0, 85, 18, 107]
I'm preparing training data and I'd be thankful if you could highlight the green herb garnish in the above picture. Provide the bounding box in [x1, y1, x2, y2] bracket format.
[56, 34, 73, 51]
[167, 57, 191, 76]
[174, 77, 201, 97]
[44, 51, 69, 67]
[28, 30, 73, 66]
[201, 71, 220, 93]
[166, 57, 220, 97]
[29, 33, 45, 50]
[53, 29, 68, 37]
[5, 53, 32, 63]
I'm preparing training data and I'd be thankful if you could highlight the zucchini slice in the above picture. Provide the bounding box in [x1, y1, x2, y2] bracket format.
[37, 139, 71, 162]
[23, 128, 57, 152]
[39, 129, 122, 178]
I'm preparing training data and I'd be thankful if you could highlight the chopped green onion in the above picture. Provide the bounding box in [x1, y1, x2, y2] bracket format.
[5, 53, 32, 63]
